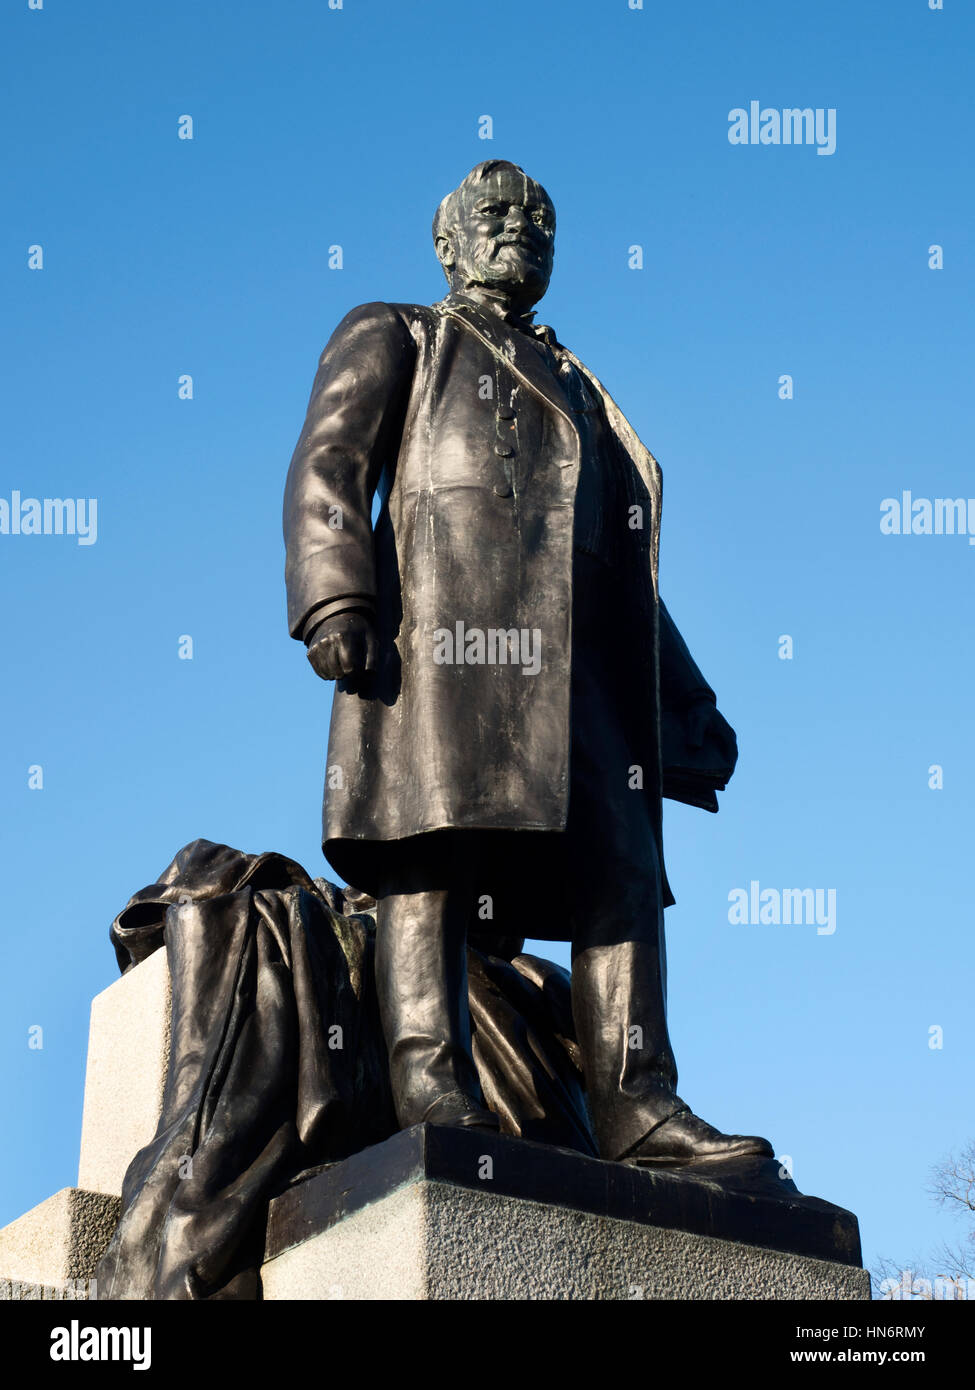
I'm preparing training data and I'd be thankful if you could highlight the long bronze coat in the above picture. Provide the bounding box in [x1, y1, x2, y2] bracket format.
[284, 292, 726, 898]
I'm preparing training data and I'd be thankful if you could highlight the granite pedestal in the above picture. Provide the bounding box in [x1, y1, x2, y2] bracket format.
[261, 1124, 870, 1300]
[1, 951, 871, 1300]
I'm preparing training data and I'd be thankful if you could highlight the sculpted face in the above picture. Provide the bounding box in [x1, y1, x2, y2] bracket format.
[437, 165, 555, 310]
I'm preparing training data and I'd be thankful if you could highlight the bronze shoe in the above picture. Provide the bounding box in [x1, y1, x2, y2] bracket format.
[624, 1107, 774, 1166]
[421, 1089, 500, 1131]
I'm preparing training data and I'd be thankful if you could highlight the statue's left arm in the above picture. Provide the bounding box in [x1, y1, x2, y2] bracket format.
[658, 598, 716, 711]
[658, 597, 738, 790]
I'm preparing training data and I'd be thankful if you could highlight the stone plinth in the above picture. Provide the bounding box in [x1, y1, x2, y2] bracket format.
[261, 1124, 870, 1301]
[0, 950, 168, 1300]
[0, 1188, 119, 1299]
[78, 948, 170, 1196]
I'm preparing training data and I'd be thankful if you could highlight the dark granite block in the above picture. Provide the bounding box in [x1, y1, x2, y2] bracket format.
[265, 1125, 862, 1269]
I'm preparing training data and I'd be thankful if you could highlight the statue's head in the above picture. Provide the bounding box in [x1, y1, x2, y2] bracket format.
[433, 160, 555, 310]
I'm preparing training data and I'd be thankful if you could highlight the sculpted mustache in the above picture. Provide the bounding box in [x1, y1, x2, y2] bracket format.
[491, 235, 544, 254]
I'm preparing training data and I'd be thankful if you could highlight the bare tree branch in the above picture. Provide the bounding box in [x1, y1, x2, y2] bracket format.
[872, 1141, 975, 1298]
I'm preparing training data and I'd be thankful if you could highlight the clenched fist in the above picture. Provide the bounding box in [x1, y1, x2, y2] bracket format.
[306, 611, 378, 682]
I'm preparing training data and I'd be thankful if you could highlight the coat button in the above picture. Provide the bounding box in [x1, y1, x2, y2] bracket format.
[495, 443, 513, 457]
[494, 481, 513, 497]
[497, 405, 515, 419]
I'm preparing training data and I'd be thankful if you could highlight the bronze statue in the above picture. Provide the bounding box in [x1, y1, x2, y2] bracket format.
[284, 160, 773, 1165]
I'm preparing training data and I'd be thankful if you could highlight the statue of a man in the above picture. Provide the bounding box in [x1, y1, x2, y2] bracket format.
[284, 160, 773, 1165]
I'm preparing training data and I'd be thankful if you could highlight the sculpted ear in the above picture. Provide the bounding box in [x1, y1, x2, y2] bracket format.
[435, 235, 455, 272]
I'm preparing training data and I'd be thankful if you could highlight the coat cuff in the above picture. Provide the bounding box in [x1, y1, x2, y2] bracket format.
[301, 595, 376, 646]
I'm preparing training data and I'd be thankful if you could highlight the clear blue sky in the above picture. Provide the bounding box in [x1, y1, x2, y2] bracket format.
[2, 0, 972, 1286]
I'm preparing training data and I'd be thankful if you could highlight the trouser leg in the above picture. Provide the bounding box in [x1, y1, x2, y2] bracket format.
[374, 856, 486, 1129]
[570, 879, 681, 1160]
[566, 554, 683, 1159]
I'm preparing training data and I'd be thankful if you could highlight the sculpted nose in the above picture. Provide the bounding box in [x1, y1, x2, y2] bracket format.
[505, 206, 529, 231]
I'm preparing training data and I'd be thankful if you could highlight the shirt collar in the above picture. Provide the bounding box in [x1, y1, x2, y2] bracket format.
[445, 288, 557, 347]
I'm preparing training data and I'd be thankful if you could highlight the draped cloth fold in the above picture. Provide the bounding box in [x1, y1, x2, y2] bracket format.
[96, 840, 595, 1300]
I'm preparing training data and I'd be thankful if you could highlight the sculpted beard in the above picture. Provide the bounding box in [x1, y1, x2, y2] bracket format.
[474, 237, 548, 296]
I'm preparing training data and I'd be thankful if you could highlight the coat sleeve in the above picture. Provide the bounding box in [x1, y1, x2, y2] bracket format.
[658, 597, 716, 709]
[658, 599, 738, 812]
[283, 302, 416, 638]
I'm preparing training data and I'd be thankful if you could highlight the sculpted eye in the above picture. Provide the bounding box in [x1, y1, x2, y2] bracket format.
[480, 203, 506, 216]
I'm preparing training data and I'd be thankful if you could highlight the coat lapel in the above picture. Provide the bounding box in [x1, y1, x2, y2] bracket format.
[437, 295, 578, 432]
[434, 293, 662, 595]
[558, 346, 663, 597]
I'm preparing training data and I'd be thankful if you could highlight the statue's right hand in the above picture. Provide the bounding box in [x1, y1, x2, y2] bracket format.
[306, 611, 378, 682]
